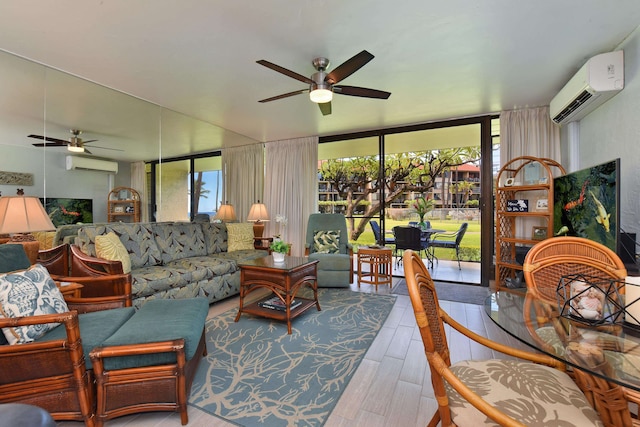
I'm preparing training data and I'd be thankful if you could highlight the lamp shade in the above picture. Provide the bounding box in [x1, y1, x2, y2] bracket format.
[0, 196, 55, 234]
[214, 204, 237, 222]
[247, 202, 269, 222]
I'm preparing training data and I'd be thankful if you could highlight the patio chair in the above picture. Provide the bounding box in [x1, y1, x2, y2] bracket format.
[402, 250, 603, 427]
[392, 226, 428, 266]
[369, 220, 395, 246]
[430, 222, 468, 269]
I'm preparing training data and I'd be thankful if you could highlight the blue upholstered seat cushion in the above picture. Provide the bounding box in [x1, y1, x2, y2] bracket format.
[0, 244, 31, 274]
[100, 297, 209, 370]
[39, 307, 136, 369]
[309, 252, 352, 271]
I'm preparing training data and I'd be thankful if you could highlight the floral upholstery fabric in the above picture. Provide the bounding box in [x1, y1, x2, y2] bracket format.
[75, 222, 266, 307]
[446, 359, 603, 426]
[77, 223, 162, 269]
[153, 223, 207, 264]
[312, 230, 341, 254]
[200, 223, 228, 254]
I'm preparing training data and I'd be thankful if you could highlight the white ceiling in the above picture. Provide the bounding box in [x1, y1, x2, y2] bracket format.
[0, 1, 639, 162]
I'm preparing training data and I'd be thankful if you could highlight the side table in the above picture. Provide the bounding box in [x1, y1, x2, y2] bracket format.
[357, 246, 393, 290]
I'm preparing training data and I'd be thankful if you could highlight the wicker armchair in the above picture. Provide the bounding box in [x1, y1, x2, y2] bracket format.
[522, 236, 640, 426]
[403, 250, 602, 426]
[522, 236, 627, 305]
[0, 263, 133, 427]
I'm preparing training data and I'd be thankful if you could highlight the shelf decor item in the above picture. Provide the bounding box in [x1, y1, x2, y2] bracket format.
[556, 274, 625, 326]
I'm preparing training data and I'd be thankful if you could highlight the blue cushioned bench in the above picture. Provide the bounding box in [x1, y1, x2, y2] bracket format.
[89, 298, 209, 427]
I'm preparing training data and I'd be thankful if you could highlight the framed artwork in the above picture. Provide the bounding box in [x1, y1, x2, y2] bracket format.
[41, 198, 93, 227]
[532, 226, 548, 241]
[535, 199, 549, 211]
[506, 199, 528, 212]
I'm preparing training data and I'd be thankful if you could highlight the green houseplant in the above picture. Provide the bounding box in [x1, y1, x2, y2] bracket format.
[270, 240, 290, 262]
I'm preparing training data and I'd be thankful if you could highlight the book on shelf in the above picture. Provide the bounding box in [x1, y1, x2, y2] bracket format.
[258, 296, 302, 311]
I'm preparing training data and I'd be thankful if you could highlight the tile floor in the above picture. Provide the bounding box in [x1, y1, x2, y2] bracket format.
[55, 267, 521, 427]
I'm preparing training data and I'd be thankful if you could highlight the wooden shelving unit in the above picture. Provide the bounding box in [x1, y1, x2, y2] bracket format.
[495, 156, 565, 290]
[107, 187, 140, 223]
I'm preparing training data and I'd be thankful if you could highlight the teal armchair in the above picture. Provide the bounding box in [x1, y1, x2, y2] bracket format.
[304, 213, 354, 287]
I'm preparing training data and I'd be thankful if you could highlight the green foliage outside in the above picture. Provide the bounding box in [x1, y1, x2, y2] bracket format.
[350, 218, 481, 262]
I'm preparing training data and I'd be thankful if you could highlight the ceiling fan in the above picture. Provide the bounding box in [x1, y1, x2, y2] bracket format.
[257, 50, 391, 115]
[28, 129, 122, 154]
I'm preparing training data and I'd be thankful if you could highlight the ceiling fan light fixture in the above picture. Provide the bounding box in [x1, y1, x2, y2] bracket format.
[309, 87, 333, 103]
[67, 145, 84, 153]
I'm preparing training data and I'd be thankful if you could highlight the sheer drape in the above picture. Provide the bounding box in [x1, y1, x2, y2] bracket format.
[131, 161, 148, 222]
[500, 106, 561, 165]
[264, 136, 318, 256]
[222, 144, 265, 222]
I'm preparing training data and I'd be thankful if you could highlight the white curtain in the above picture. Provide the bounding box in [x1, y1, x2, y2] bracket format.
[500, 106, 561, 165]
[130, 161, 148, 222]
[500, 106, 561, 238]
[222, 144, 264, 222]
[264, 136, 318, 256]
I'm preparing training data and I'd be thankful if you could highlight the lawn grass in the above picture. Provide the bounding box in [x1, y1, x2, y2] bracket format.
[349, 218, 481, 262]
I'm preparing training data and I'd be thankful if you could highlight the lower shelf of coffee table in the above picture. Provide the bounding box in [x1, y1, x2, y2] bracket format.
[242, 296, 317, 321]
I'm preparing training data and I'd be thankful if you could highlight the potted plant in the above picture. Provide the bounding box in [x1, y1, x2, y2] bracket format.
[270, 240, 290, 263]
[413, 196, 434, 228]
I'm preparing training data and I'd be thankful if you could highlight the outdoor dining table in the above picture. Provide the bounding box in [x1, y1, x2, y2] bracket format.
[386, 226, 445, 267]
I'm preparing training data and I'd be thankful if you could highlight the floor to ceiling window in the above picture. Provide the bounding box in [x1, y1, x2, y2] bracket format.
[319, 116, 497, 287]
[149, 152, 222, 222]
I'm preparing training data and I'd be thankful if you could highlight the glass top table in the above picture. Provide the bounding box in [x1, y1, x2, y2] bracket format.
[484, 290, 640, 392]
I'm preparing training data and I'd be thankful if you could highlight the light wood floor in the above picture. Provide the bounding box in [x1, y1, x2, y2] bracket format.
[56, 275, 526, 427]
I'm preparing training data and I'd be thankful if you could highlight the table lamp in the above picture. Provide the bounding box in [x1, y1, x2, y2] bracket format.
[0, 196, 56, 264]
[247, 201, 269, 238]
[214, 202, 237, 222]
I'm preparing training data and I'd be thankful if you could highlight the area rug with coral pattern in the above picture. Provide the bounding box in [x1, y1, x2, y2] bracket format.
[189, 288, 396, 426]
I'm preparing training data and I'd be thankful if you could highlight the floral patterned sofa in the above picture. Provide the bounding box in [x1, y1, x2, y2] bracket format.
[69, 222, 267, 307]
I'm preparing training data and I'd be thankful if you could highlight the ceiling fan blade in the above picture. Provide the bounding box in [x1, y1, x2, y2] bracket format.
[325, 50, 374, 84]
[259, 89, 308, 103]
[334, 85, 391, 99]
[257, 60, 314, 85]
[318, 102, 332, 116]
[91, 145, 125, 152]
[32, 142, 67, 148]
[84, 148, 93, 155]
[28, 134, 68, 144]
[82, 139, 98, 144]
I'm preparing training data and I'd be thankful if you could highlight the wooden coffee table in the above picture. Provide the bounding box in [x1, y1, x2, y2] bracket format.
[235, 255, 320, 334]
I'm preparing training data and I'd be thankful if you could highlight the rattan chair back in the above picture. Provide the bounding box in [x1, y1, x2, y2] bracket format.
[523, 236, 627, 304]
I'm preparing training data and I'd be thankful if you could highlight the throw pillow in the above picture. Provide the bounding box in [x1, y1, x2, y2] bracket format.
[95, 232, 132, 274]
[313, 230, 341, 254]
[0, 264, 69, 345]
[227, 223, 255, 252]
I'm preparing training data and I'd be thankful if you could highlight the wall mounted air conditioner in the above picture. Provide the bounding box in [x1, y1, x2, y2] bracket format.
[66, 155, 118, 174]
[550, 50, 624, 124]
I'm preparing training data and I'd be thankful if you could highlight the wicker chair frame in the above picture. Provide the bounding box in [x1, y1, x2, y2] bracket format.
[522, 236, 640, 426]
[403, 250, 591, 427]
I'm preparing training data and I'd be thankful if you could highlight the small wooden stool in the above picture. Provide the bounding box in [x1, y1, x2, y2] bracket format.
[357, 246, 393, 290]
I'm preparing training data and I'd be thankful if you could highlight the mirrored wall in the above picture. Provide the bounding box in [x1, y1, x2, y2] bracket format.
[0, 49, 257, 223]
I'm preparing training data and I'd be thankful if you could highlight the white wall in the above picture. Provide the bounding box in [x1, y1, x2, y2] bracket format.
[0, 145, 131, 223]
[572, 25, 640, 236]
